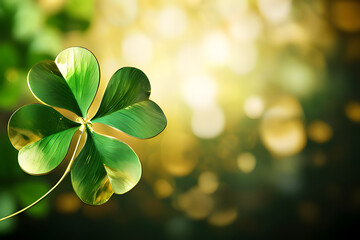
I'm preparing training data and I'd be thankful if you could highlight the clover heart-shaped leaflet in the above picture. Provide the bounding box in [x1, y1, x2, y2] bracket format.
[0, 47, 166, 221]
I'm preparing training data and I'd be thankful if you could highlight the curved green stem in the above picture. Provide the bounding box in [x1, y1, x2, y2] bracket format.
[0, 128, 85, 222]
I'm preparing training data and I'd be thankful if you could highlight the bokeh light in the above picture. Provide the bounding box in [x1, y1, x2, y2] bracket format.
[237, 152, 256, 173]
[208, 208, 238, 227]
[258, 0, 292, 24]
[177, 187, 214, 220]
[182, 75, 217, 109]
[202, 30, 229, 66]
[307, 120, 333, 143]
[1, 0, 360, 238]
[100, 0, 138, 26]
[156, 5, 188, 39]
[154, 178, 174, 199]
[198, 172, 219, 194]
[331, 0, 360, 32]
[229, 12, 262, 42]
[191, 104, 225, 139]
[160, 132, 198, 177]
[228, 41, 257, 75]
[345, 101, 360, 122]
[260, 96, 306, 157]
[244, 95, 264, 119]
[55, 193, 81, 214]
[121, 31, 153, 66]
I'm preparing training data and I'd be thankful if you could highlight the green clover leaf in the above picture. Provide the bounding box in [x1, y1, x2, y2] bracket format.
[5, 47, 167, 210]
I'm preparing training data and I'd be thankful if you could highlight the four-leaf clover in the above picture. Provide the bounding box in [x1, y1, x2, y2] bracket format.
[7, 47, 167, 205]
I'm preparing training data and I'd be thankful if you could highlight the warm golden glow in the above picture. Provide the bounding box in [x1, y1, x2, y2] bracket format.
[345, 101, 360, 122]
[154, 179, 174, 199]
[228, 42, 257, 75]
[53, 107, 79, 122]
[307, 120, 333, 143]
[260, 96, 306, 157]
[104, 164, 137, 194]
[99, 0, 138, 26]
[95, 177, 113, 204]
[176, 44, 204, 77]
[237, 152, 256, 173]
[191, 104, 225, 139]
[202, 30, 230, 66]
[182, 75, 217, 109]
[8, 127, 42, 150]
[55, 193, 81, 214]
[258, 0, 292, 24]
[198, 172, 219, 194]
[177, 187, 214, 220]
[217, 0, 248, 21]
[1, 0, 353, 232]
[331, 0, 360, 32]
[244, 95, 264, 119]
[156, 6, 188, 39]
[208, 208, 238, 227]
[91, 122, 141, 152]
[229, 13, 262, 42]
[122, 32, 153, 67]
[161, 132, 198, 177]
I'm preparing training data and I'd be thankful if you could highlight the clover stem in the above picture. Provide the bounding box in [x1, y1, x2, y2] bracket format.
[86, 121, 93, 132]
[0, 127, 85, 222]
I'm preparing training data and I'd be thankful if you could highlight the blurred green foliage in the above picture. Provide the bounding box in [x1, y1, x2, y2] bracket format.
[0, 0, 94, 235]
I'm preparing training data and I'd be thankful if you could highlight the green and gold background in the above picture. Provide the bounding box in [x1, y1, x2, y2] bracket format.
[1, 0, 360, 238]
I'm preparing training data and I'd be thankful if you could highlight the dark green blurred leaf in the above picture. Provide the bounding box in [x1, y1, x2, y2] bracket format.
[29, 27, 62, 56]
[0, 43, 19, 83]
[0, 135, 21, 178]
[12, 0, 42, 41]
[0, 43, 23, 108]
[26, 51, 55, 67]
[46, 12, 91, 32]
[46, 0, 95, 33]
[0, 191, 16, 234]
[13, 181, 50, 218]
